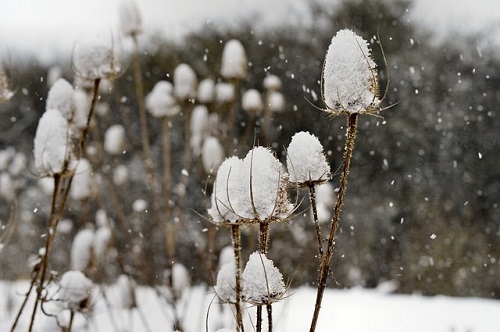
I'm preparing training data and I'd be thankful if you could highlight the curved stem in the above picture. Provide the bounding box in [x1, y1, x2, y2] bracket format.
[309, 113, 358, 332]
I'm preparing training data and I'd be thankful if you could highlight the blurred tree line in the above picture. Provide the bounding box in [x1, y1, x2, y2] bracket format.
[0, 0, 498, 298]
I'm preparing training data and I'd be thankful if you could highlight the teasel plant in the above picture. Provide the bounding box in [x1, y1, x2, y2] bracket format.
[209, 147, 293, 332]
[308, 29, 390, 332]
[9, 36, 123, 332]
[286, 131, 331, 257]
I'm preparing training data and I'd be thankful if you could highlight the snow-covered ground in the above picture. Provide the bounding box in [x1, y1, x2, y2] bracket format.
[1, 281, 499, 331]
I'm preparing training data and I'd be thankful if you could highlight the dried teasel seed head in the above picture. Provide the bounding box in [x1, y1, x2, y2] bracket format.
[322, 29, 380, 114]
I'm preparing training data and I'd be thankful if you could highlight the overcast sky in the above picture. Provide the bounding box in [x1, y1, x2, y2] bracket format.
[0, 0, 498, 63]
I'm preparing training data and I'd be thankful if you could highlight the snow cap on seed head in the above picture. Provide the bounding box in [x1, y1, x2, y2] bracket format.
[242, 251, 285, 305]
[46, 78, 75, 121]
[58, 270, 93, 312]
[287, 131, 330, 185]
[173, 63, 197, 101]
[209, 156, 244, 223]
[72, 35, 123, 80]
[242, 89, 263, 115]
[119, 0, 142, 38]
[201, 136, 225, 174]
[221, 39, 247, 80]
[322, 29, 380, 114]
[215, 260, 237, 303]
[146, 81, 180, 118]
[33, 108, 71, 175]
[235, 147, 292, 222]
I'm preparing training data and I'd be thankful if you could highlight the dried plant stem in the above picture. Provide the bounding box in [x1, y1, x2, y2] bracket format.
[308, 184, 323, 257]
[309, 113, 358, 332]
[257, 221, 270, 332]
[231, 224, 244, 332]
[162, 117, 175, 266]
[267, 304, 273, 332]
[14, 79, 101, 332]
[9, 267, 40, 331]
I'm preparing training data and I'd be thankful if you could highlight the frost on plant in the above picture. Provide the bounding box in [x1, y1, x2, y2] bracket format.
[242, 89, 264, 115]
[69, 158, 93, 201]
[322, 29, 380, 114]
[221, 39, 247, 80]
[209, 147, 292, 224]
[72, 38, 123, 80]
[46, 78, 75, 122]
[242, 251, 285, 305]
[173, 63, 197, 101]
[146, 80, 180, 118]
[286, 131, 330, 185]
[70, 228, 95, 272]
[215, 261, 237, 303]
[33, 108, 71, 175]
[201, 136, 225, 174]
[208, 156, 244, 223]
[235, 147, 292, 222]
[104, 124, 127, 155]
[119, 0, 142, 38]
[57, 270, 93, 312]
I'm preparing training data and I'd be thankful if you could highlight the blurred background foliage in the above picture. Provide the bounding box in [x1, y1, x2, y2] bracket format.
[0, 0, 498, 298]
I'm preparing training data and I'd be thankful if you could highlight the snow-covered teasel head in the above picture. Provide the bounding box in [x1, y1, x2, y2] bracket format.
[242, 251, 286, 305]
[71, 228, 95, 272]
[263, 74, 282, 91]
[201, 136, 225, 174]
[242, 89, 264, 116]
[286, 131, 330, 186]
[221, 39, 247, 80]
[69, 158, 94, 201]
[197, 78, 215, 104]
[57, 270, 93, 312]
[33, 109, 72, 176]
[215, 82, 235, 104]
[146, 81, 180, 118]
[119, 0, 142, 38]
[72, 34, 124, 80]
[46, 78, 75, 121]
[173, 63, 197, 101]
[215, 260, 237, 303]
[104, 124, 127, 155]
[208, 156, 243, 223]
[267, 91, 285, 113]
[236, 147, 292, 222]
[322, 29, 380, 115]
[209, 147, 293, 224]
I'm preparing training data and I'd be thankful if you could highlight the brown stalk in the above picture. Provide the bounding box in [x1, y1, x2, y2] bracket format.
[231, 224, 244, 332]
[309, 113, 358, 332]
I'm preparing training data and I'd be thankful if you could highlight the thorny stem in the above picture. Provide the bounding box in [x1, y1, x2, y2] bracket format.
[132, 35, 163, 285]
[257, 221, 270, 332]
[267, 304, 273, 332]
[231, 224, 244, 332]
[309, 113, 358, 332]
[308, 184, 324, 257]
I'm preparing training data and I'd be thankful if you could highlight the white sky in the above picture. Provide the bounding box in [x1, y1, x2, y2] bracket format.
[0, 0, 498, 63]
